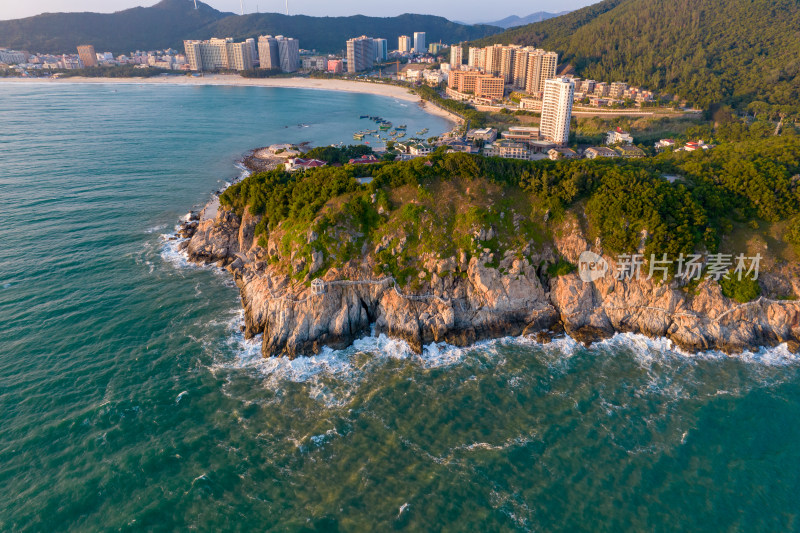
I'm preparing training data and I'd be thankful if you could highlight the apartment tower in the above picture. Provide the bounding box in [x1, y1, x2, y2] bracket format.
[398, 35, 412, 53]
[347, 36, 375, 73]
[413, 32, 426, 53]
[450, 45, 463, 68]
[540, 77, 574, 146]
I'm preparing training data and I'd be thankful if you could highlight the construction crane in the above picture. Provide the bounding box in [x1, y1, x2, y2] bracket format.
[378, 61, 401, 79]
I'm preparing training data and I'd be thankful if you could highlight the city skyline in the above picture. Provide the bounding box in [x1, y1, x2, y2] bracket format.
[0, 0, 594, 23]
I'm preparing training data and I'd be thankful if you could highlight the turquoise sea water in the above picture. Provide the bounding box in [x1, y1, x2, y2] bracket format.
[2, 82, 800, 531]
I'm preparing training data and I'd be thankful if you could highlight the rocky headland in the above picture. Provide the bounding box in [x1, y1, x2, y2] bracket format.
[177, 188, 800, 359]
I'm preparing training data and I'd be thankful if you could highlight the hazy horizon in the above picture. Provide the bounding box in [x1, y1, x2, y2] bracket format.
[0, 0, 592, 23]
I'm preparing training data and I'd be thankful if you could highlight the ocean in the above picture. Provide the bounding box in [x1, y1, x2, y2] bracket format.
[1, 81, 799, 531]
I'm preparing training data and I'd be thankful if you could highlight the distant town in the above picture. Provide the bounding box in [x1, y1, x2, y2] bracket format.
[1, 32, 699, 163]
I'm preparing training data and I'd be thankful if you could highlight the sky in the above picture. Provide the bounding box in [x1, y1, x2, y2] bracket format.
[0, 0, 592, 22]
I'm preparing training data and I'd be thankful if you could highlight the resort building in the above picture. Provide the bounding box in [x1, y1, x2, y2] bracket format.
[447, 70, 505, 101]
[501, 126, 540, 143]
[466, 128, 498, 143]
[77, 45, 98, 67]
[584, 147, 619, 159]
[257, 35, 280, 70]
[347, 36, 375, 73]
[276, 36, 299, 72]
[484, 140, 531, 160]
[540, 77, 574, 146]
[183, 38, 255, 71]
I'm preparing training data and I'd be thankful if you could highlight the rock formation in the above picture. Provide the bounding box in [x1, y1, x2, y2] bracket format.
[179, 203, 800, 358]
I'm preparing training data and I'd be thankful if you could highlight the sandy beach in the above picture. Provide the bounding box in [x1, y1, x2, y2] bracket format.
[0, 74, 461, 125]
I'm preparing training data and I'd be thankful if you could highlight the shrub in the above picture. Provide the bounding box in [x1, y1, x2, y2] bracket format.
[719, 275, 761, 303]
[547, 259, 576, 277]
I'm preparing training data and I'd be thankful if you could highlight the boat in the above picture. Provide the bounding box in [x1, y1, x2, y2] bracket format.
[353, 132, 365, 140]
[397, 124, 407, 130]
[360, 115, 369, 119]
[379, 122, 392, 131]
[397, 132, 406, 138]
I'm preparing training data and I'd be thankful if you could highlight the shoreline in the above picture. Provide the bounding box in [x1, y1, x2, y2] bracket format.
[0, 74, 462, 126]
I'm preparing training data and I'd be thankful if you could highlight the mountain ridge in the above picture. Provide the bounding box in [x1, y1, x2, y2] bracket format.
[0, 0, 501, 55]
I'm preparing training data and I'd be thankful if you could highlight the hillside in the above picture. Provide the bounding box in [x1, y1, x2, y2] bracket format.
[0, 0, 229, 54]
[0, 0, 501, 55]
[471, 0, 800, 115]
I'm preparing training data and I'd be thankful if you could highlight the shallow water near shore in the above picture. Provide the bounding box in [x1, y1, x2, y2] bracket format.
[2, 82, 800, 531]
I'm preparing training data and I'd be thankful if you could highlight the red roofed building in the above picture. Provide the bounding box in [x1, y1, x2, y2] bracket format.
[348, 154, 379, 165]
[285, 158, 327, 172]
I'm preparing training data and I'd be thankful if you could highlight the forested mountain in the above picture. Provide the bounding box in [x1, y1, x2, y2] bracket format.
[0, 0, 501, 55]
[471, 0, 800, 116]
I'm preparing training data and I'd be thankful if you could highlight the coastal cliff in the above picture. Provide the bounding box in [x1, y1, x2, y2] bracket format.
[180, 201, 800, 358]
[176, 139, 800, 358]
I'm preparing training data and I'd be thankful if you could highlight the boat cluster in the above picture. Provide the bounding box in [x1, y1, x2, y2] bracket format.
[355, 115, 408, 142]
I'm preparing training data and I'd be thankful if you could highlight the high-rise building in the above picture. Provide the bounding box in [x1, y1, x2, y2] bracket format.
[398, 35, 412, 53]
[413, 32, 426, 53]
[347, 36, 375, 73]
[540, 77, 574, 146]
[374, 38, 388, 62]
[77, 45, 98, 67]
[226, 41, 254, 71]
[183, 38, 255, 71]
[450, 46, 463, 68]
[512, 48, 529, 90]
[257, 35, 280, 70]
[276, 36, 299, 72]
[524, 50, 557, 96]
[246, 38, 257, 65]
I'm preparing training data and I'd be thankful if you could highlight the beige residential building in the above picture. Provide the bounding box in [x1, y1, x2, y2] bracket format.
[525, 50, 557, 96]
[347, 36, 375, 73]
[398, 35, 412, 53]
[467, 47, 485, 69]
[540, 77, 574, 146]
[448, 70, 505, 100]
[450, 46, 463, 68]
[77, 45, 97, 67]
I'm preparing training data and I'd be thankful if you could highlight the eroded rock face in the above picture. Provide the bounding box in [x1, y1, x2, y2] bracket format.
[184, 203, 800, 358]
[548, 222, 800, 354]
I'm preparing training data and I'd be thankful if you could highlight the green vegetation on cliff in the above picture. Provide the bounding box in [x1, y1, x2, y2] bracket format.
[220, 133, 800, 287]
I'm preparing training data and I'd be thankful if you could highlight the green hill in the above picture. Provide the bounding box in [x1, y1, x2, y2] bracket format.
[0, 0, 501, 55]
[471, 0, 800, 116]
